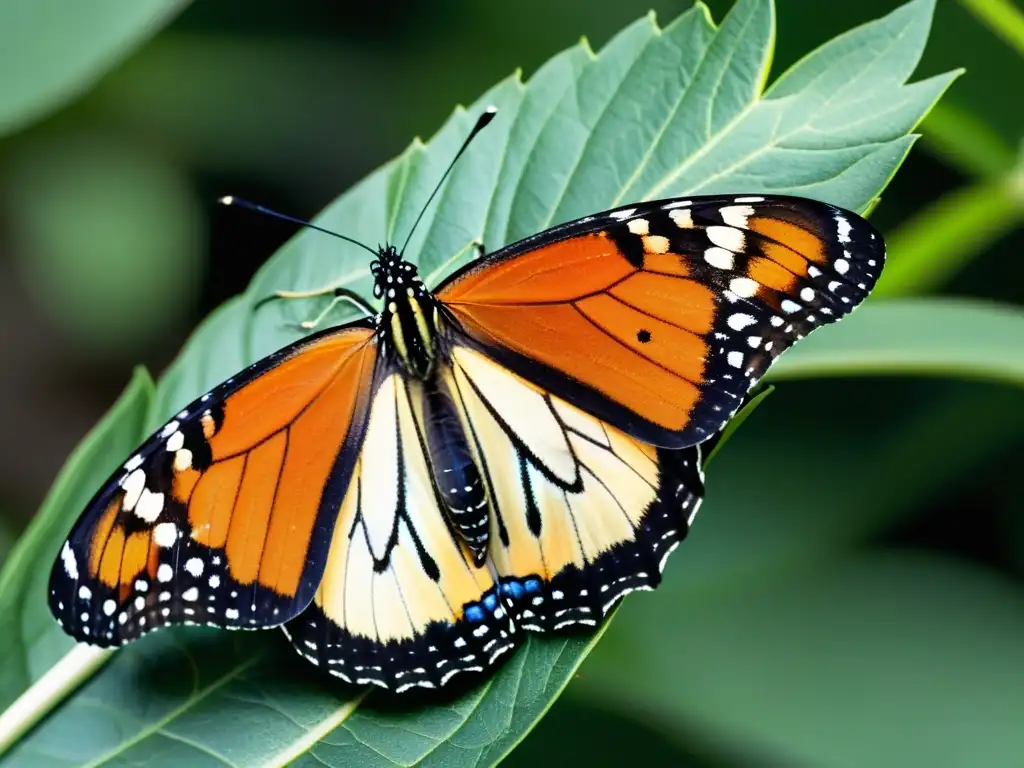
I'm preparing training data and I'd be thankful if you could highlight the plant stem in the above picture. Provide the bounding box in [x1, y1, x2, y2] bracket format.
[874, 176, 1024, 298]
[959, 0, 1024, 58]
[0, 645, 112, 758]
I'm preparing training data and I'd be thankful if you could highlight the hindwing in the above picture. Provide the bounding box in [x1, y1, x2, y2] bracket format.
[284, 347, 704, 691]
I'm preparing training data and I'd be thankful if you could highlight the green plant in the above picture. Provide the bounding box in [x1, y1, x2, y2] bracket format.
[0, 0, 1022, 765]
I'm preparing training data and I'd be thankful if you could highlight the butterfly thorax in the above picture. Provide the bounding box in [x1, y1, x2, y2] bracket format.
[372, 247, 441, 379]
[371, 247, 489, 562]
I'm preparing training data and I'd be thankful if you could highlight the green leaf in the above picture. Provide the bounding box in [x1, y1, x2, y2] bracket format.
[0, 369, 154, 711]
[1, 0, 957, 764]
[502, 696, 709, 768]
[580, 552, 1024, 765]
[4, 628, 612, 767]
[152, 296, 254, 426]
[769, 298, 1024, 387]
[0, 0, 190, 139]
[873, 182, 1024, 298]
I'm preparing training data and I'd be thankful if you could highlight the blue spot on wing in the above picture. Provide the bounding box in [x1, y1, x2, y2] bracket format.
[501, 580, 525, 599]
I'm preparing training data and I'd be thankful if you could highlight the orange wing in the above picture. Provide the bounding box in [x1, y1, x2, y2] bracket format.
[49, 322, 379, 645]
[437, 195, 884, 447]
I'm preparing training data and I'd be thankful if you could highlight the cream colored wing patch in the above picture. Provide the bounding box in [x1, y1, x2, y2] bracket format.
[448, 345, 704, 632]
[282, 372, 518, 692]
[284, 351, 704, 693]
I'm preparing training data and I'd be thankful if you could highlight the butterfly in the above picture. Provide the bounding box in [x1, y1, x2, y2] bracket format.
[49, 107, 885, 693]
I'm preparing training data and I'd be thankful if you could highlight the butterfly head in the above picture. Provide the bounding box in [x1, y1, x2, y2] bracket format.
[372, 246, 439, 378]
[370, 245, 429, 301]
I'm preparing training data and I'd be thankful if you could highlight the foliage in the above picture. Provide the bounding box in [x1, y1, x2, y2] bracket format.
[0, 0, 1021, 765]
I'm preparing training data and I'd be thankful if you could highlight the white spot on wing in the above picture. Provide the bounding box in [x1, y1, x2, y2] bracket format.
[61, 541, 79, 579]
[729, 277, 759, 298]
[836, 214, 852, 243]
[719, 205, 754, 228]
[727, 313, 756, 331]
[122, 469, 146, 512]
[626, 218, 649, 235]
[135, 489, 164, 524]
[165, 430, 185, 452]
[704, 247, 734, 270]
[173, 449, 193, 472]
[669, 208, 694, 228]
[707, 225, 744, 252]
[151, 524, 176, 548]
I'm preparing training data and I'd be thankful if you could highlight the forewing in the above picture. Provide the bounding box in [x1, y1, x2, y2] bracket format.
[49, 323, 379, 645]
[437, 194, 884, 447]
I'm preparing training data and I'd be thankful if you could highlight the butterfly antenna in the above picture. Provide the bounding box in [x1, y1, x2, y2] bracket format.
[399, 106, 498, 257]
[219, 196, 378, 257]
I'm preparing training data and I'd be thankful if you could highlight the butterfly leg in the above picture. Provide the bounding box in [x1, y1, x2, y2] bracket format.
[254, 286, 376, 330]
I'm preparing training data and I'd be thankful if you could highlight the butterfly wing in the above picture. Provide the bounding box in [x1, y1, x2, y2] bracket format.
[436, 195, 884, 448]
[284, 347, 704, 691]
[284, 370, 516, 692]
[445, 345, 704, 630]
[49, 322, 379, 645]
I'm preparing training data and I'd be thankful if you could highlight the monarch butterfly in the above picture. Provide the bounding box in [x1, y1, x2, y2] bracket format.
[49, 107, 884, 693]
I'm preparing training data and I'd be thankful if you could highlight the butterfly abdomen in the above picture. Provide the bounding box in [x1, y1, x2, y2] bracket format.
[422, 382, 489, 563]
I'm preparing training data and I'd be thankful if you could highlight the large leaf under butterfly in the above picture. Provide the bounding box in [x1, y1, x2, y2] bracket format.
[49, 150, 884, 692]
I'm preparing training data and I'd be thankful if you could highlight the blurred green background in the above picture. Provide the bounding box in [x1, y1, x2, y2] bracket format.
[0, 0, 1022, 765]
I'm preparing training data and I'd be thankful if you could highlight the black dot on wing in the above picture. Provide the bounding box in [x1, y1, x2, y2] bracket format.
[637, 329, 652, 343]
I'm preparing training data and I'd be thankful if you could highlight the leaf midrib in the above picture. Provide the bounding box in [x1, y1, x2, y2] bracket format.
[81, 650, 266, 767]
